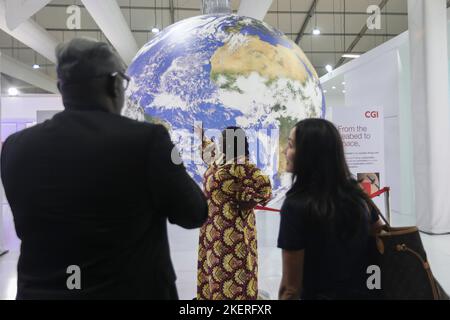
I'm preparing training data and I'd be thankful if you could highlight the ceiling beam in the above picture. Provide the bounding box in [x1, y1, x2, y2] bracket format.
[0, 46, 368, 56]
[80, 0, 139, 65]
[42, 3, 407, 16]
[238, 0, 272, 21]
[169, 0, 175, 24]
[4, 0, 51, 30]
[0, 0, 58, 63]
[335, 0, 390, 68]
[295, 0, 319, 44]
[1, 54, 58, 93]
[43, 4, 407, 16]
[41, 27, 399, 38]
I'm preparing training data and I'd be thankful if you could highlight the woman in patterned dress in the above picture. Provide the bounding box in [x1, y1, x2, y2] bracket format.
[196, 126, 272, 300]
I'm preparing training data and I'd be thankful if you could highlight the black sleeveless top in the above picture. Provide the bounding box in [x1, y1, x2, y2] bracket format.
[277, 194, 379, 300]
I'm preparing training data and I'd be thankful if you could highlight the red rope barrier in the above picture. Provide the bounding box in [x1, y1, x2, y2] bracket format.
[254, 205, 280, 212]
[369, 187, 390, 199]
[255, 187, 390, 213]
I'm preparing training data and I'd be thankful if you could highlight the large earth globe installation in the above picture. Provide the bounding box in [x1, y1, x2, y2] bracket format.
[124, 14, 325, 196]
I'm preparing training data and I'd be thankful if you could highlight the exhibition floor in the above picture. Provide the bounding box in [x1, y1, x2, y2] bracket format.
[1, 211, 449, 300]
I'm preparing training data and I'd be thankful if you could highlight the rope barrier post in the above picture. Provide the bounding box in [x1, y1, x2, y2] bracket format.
[384, 188, 391, 225]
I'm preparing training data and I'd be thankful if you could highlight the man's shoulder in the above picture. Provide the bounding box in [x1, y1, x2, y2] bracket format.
[61, 110, 169, 138]
[92, 114, 173, 151]
[104, 113, 167, 135]
[2, 122, 46, 146]
[1, 112, 171, 152]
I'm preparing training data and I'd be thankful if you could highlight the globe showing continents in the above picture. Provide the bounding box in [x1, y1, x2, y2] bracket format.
[124, 14, 325, 196]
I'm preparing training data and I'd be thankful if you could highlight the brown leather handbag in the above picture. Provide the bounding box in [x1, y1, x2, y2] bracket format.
[369, 202, 449, 300]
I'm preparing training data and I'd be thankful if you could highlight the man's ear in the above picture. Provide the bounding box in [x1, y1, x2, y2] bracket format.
[106, 76, 119, 98]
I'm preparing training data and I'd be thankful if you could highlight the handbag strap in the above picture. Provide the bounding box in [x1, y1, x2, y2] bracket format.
[366, 197, 391, 228]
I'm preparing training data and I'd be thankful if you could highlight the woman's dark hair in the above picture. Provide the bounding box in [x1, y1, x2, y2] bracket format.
[221, 126, 250, 162]
[288, 118, 371, 240]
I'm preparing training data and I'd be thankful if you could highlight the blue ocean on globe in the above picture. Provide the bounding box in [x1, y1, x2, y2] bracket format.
[124, 14, 325, 198]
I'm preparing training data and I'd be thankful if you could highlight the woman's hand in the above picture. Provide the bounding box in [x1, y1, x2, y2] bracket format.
[194, 123, 219, 165]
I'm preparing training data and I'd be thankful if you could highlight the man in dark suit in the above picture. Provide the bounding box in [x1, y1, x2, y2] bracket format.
[0, 38, 207, 300]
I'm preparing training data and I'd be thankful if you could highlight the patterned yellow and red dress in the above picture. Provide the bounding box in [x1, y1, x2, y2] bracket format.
[197, 154, 272, 300]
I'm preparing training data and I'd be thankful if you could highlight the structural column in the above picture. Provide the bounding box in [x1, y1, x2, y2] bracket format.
[202, 0, 232, 14]
[238, 0, 272, 21]
[0, 51, 6, 256]
[408, 0, 450, 233]
[0, 174, 5, 256]
[81, 0, 139, 65]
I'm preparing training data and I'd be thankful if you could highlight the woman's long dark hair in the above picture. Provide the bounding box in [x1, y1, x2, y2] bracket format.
[288, 119, 371, 240]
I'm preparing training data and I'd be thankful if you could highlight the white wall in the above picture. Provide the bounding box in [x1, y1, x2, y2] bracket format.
[1, 94, 63, 119]
[0, 52, 4, 252]
[345, 50, 404, 224]
[1, 94, 63, 142]
[324, 94, 345, 109]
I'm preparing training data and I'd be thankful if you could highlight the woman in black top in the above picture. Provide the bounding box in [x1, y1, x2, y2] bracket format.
[278, 119, 383, 300]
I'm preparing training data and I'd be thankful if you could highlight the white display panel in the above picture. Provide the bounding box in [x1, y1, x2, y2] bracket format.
[0, 51, 5, 254]
[321, 32, 416, 227]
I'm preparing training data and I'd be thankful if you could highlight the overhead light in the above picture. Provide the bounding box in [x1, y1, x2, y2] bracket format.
[342, 54, 361, 59]
[342, 90, 346, 93]
[32, 64, 40, 69]
[151, 27, 160, 34]
[325, 64, 333, 73]
[323, 90, 327, 93]
[332, 86, 336, 90]
[8, 87, 19, 96]
[342, 82, 346, 85]
[312, 28, 321, 36]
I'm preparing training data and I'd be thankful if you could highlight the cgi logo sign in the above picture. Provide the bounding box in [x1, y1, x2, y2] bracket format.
[365, 111, 379, 119]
